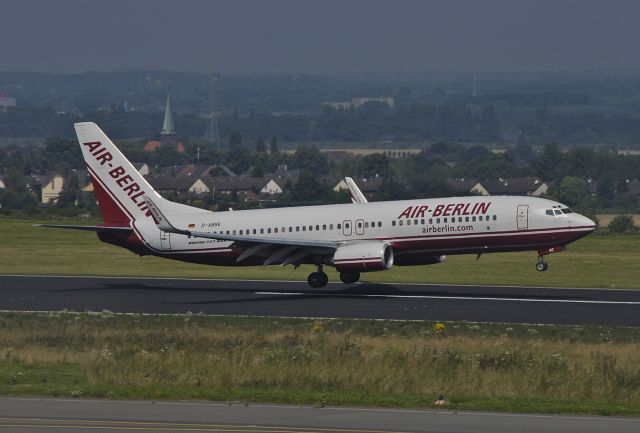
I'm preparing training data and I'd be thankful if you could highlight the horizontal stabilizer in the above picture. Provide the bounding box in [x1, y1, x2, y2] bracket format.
[35, 224, 132, 233]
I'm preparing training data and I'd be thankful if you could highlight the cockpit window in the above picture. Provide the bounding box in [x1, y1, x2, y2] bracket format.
[553, 209, 563, 216]
[561, 208, 574, 214]
[546, 209, 554, 216]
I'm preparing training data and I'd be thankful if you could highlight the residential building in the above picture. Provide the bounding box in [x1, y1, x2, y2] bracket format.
[473, 177, 549, 197]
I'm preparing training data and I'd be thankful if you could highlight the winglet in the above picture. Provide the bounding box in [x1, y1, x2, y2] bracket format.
[345, 177, 368, 204]
[143, 195, 190, 236]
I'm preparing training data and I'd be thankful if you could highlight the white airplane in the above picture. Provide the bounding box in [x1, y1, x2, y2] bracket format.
[41, 123, 596, 288]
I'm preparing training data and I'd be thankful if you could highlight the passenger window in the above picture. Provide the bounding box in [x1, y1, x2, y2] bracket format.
[315, 225, 319, 230]
[429, 218, 433, 224]
[233, 230, 237, 235]
[378, 222, 382, 227]
[289, 227, 292, 232]
[302, 226, 306, 231]
[337, 224, 341, 229]
[275, 228, 279, 233]
[392, 221, 396, 226]
[421, 219, 425, 224]
[436, 218, 440, 224]
[364, 222, 369, 228]
[323, 224, 327, 230]
[296, 227, 300, 232]
[226, 230, 229, 234]
[407, 220, 411, 225]
[357, 222, 362, 228]
[472, 216, 476, 222]
[465, 217, 469, 222]
[252, 229, 256, 234]
[399, 220, 404, 226]
[493, 215, 497, 221]
[240, 230, 243, 235]
[444, 218, 447, 223]
[260, 228, 264, 234]
[330, 224, 334, 229]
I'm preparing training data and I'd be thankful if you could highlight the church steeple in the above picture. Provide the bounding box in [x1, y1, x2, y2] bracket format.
[161, 89, 176, 135]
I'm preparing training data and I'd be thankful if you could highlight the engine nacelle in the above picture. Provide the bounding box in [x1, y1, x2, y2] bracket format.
[331, 241, 394, 272]
[394, 254, 446, 266]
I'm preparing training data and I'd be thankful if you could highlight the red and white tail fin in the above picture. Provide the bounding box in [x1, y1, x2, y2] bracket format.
[75, 122, 162, 225]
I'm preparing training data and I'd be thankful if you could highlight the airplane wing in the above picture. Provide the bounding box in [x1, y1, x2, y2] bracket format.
[143, 196, 338, 265]
[35, 224, 132, 233]
[345, 177, 368, 204]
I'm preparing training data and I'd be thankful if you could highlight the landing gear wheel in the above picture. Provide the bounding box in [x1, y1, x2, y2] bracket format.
[308, 271, 329, 288]
[339, 271, 361, 284]
[536, 260, 548, 272]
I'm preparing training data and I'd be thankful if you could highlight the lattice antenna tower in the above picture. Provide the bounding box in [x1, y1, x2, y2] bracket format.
[205, 73, 221, 148]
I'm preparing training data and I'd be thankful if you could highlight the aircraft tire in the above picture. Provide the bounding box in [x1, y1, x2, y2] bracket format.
[536, 261, 548, 272]
[339, 271, 361, 284]
[308, 271, 328, 288]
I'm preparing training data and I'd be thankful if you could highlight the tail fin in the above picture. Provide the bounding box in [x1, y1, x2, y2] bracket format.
[75, 122, 162, 225]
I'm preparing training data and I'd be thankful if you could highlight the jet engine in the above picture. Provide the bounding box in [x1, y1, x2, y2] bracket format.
[331, 241, 394, 272]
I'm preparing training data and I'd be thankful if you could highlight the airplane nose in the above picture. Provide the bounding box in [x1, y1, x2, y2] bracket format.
[578, 214, 597, 230]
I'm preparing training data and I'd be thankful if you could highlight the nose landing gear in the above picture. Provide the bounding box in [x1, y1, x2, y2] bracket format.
[536, 246, 564, 272]
[307, 264, 329, 288]
[536, 256, 548, 272]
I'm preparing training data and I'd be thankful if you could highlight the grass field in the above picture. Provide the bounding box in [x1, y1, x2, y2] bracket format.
[0, 312, 639, 415]
[1, 218, 638, 288]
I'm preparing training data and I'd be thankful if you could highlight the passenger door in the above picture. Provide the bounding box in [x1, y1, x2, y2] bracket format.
[516, 205, 529, 230]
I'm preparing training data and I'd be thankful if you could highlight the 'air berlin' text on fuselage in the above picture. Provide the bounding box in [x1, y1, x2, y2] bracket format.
[83, 141, 152, 218]
[397, 202, 492, 219]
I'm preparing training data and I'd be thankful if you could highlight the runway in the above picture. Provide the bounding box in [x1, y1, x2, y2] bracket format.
[1, 275, 640, 325]
[0, 397, 638, 433]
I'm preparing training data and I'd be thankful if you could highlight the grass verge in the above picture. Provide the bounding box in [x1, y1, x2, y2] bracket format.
[0, 312, 639, 415]
[1, 217, 639, 288]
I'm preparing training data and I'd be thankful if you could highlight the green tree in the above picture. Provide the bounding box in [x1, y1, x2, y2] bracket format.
[290, 146, 328, 176]
[534, 143, 564, 181]
[56, 172, 81, 207]
[554, 176, 590, 208]
[357, 154, 393, 178]
[608, 215, 638, 234]
[291, 170, 329, 202]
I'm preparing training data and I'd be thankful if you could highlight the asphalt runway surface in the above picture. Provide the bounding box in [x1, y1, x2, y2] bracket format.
[1, 275, 640, 325]
[0, 397, 638, 433]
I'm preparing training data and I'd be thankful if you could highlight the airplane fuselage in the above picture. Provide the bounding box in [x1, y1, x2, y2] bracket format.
[104, 194, 595, 267]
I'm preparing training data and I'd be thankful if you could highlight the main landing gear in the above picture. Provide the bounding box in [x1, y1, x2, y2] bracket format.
[339, 271, 361, 284]
[308, 264, 329, 288]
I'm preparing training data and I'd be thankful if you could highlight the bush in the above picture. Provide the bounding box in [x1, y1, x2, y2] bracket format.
[608, 215, 638, 234]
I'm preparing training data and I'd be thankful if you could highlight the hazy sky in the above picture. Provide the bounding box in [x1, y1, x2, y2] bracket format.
[3, 0, 640, 73]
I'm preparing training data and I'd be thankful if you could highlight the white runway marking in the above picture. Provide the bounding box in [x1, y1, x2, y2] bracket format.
[255, 292, 640, 305]
[3, 273, 639, 292]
